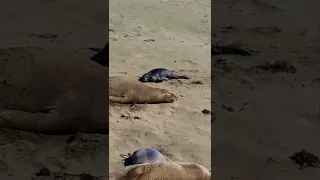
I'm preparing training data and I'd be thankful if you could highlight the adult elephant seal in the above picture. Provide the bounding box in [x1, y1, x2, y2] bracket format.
[109, 163, 211, 180]
[109, 76, 178, 104]
[0, 47, 109, 134]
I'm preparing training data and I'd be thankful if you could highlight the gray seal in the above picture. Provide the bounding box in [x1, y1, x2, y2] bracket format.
[139, 68, 189, 83]
[123, 147, 168, 166]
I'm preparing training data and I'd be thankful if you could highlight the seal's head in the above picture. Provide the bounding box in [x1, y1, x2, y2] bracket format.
[124, 156, 134, 166]
[157, 89, 178, 103]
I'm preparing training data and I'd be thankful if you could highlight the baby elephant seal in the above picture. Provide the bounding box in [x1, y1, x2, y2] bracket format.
[109, 163, 211, 180]
[109, 76, 178, 104]
[139, 68, 189, 83]
[124, 147, 168, 166]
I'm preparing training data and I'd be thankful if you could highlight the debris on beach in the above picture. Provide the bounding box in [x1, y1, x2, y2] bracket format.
[253, 60, 297, 74]
[211, 43, 254, 56]
[219, 26, 282, 36]
[201, 109, 211, 115]
[190, 80, 204, 85]
[35, 167, 51, 176]
[289, 150, 320, 170]
[34, 167, 102, 180]
[29, 32, 59, 39]
[213, 58, 236, 72]
[219, 104, 235, 112]
[53, 172, 102, 180]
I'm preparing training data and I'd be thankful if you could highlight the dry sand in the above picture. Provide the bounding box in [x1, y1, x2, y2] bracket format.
[109, 0, 211, 174]
[213, 0, 320, 179]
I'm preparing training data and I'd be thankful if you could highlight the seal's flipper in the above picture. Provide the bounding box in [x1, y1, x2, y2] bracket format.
[124, 156, 134, 166]
[109, 96, 132, 104]
[176, 75, 189, 79]
[171, 75, 189, 80]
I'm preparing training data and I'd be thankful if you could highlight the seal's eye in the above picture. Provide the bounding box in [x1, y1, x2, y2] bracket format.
[167, 92, 171, 96]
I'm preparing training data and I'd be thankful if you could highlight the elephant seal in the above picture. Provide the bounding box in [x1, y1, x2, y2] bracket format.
[109, 76, 178, 104]
[0, 47, 108, 134]
[109, 163, 211, 180]
[89, 43, 109, 67]
[139, 68, 189, 83]
[123, 147, 168, 166]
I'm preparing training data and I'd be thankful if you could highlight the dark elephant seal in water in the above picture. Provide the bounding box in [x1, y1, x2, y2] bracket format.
[139, 68, 189, 83]
[123, 147, 168, 166]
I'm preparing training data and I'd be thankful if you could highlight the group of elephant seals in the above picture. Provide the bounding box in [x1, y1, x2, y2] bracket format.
[109, 163, 211, 180]
[139, 68, 189, 83]
[123, 147, 168, 166]
[89, 43, 109, 67]
[109, 76, 178, 104]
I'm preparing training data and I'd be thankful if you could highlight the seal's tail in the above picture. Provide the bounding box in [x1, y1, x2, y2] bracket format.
[172, 75, 189, 79]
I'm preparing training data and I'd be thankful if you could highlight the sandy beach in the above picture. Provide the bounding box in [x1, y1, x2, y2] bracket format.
[212, 0, 320, 179]
[0, 0, 109, 179]
[0, 0, 211, 179]
[3, 0, 320, 179]
[109, 0, 211, 173]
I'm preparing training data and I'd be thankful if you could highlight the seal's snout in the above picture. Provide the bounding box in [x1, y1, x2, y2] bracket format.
[138, 76, 146, 82]
[158, 89, 177, 103]
[166, 92, 178, 102]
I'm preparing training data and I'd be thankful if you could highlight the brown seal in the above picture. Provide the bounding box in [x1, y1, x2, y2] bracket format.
[109, 163, 211, 180]
[109, 76, 178, 104]
[0, 47, 108, 134]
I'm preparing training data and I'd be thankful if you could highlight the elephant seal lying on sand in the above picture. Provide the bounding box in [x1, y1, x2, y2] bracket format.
[123, 147, 168, 166]
[139, 68, 189, 83]
[0, 47, 108, 134]
[109, 163, 211, 180]
[109, 76, 178, 104]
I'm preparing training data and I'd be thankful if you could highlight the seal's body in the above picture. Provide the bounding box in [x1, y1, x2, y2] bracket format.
[139, 68, 189, 83]
[0, 47, 109, 134]
[124, 148, 168, 166]
[109, 76, 177, 104]
[109, 163, 211, 180]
